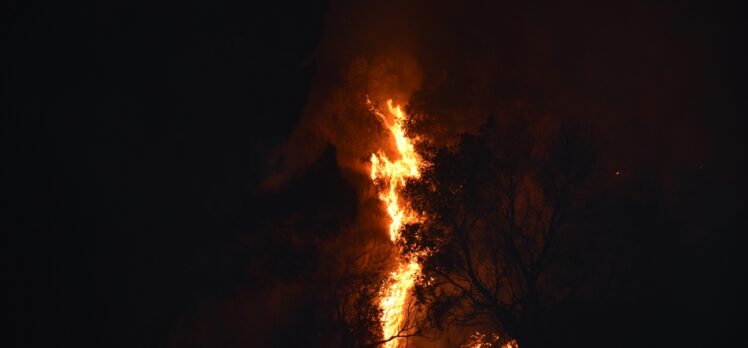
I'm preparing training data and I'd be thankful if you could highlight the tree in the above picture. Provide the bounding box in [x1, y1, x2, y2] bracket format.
[326, 264, 386, 348]
[400, 117, 596, 347]
[321, 241, 422, 348]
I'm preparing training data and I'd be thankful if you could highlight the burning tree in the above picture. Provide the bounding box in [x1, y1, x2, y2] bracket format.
[325, 262, 386, 348]
[399, 117, 597, 347]
[368, 99, 426, 347]
[322, 242, 421, 348]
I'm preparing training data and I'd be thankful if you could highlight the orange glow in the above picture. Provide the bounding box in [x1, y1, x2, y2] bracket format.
[379, 260, 419, 345]
[369, 99, 423, 347]
[461, 331, 519, 348]
[370, 100, 422, 241]
[369, 99, 517, 348]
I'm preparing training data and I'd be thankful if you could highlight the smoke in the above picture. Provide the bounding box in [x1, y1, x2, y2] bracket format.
[270, 0, 723, 185]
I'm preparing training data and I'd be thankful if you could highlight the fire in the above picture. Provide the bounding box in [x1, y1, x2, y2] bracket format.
[379, 260, 420, 346]
[461, 332, 519, 348]
[368, 99, 519, 348]
[369, 99, 423, 347]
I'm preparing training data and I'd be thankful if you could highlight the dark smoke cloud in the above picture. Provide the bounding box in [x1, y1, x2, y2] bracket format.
[275, 0, 741, 180]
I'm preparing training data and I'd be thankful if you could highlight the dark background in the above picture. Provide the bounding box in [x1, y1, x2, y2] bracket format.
[3, 0, 745, 347]
[5, 0, 327, 346]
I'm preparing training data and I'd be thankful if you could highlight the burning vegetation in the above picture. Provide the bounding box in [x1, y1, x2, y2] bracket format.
[364, 91, 597, 347]
[368, 99, 424, 347]
[8, 0, 742, 347]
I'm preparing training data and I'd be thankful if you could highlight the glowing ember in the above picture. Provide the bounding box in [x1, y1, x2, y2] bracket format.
[369, 99, 423, 347]
[461, 332, 519, 348]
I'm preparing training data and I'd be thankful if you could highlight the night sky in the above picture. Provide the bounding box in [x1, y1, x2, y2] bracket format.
[4, 0, 746, 347]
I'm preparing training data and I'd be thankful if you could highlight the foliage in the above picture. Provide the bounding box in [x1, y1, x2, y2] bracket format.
[400, 117, 596, 346]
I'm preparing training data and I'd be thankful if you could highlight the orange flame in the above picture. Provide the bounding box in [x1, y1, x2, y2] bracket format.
[369, 99, 519, 348]
[369, 99, 423, 347]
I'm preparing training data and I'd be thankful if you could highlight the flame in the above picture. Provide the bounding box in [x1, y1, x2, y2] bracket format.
[369, 99, 423, 347]
[379, 260, 420, 345]
[370, 100, 421, 241]
[369, 99, 519, 348]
